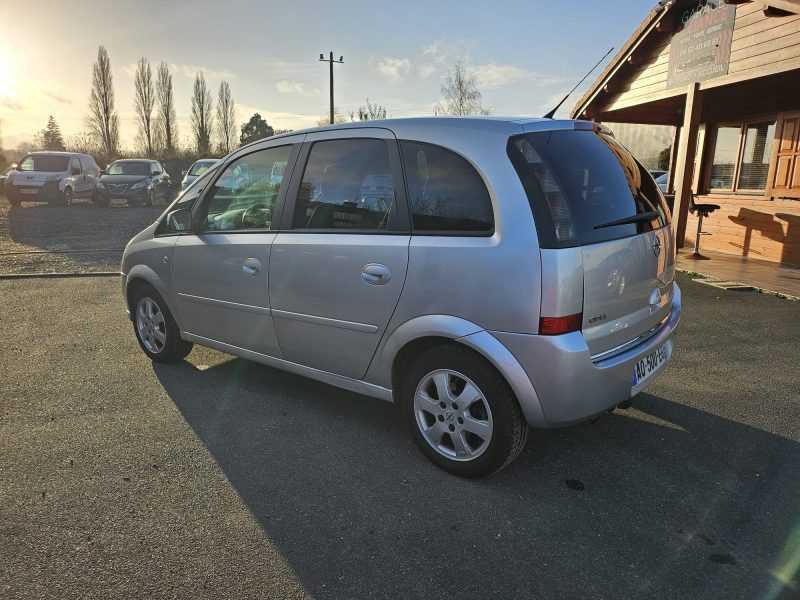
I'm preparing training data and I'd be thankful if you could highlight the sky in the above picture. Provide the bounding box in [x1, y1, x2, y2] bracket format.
[0, 0, 656, 151]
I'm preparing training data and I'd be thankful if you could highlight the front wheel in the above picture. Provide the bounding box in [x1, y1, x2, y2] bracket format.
[402, 345, 528, 478]
[131, 285, 193, 362]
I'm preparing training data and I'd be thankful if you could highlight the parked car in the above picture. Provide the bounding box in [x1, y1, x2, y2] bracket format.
[180, 159, 217, 190]
[5, 152, 100, 206]
[655, 172, 668, 193]
[0, 164, 16, 198]
[94, 159, 171, 207]
[121, 117, 680, 477]
[649, 169, 667, 180]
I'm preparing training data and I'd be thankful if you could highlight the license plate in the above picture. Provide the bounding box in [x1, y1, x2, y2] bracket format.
[110, 198, 127, 206]
[20, 188, 38, 194]
[632, 344, 668, 389]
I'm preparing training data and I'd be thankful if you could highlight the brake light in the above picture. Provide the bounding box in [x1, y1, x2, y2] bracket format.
[539, 313, 582, 335]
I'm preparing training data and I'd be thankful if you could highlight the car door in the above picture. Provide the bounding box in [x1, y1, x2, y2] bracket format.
[78, 156, 94, 197]
[269, 128, 411, 379]
[171, 140, 302, 357]
[69, 157, 86, 196]
[151, 162, 168, 200]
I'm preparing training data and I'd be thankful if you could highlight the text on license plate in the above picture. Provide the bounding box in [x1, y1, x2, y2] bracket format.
[632, 344, 668, 388]
[110, 198, 127, 205]
[20, 188, 38, 194]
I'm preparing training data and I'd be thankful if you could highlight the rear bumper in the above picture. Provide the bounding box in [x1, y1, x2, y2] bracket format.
[490, 283, 681, 427]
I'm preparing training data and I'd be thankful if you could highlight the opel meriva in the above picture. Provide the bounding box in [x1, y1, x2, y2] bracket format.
[121, 117, 681, 477]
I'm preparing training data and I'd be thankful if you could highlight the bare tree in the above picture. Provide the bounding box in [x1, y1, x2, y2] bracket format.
[316, 108, 349, 127]
[216, 81, 236, 155]
[352, 98, 388, 121]
[134, 57, 155, 156]
[155, 62, 177, 155]
[191, 72, 214, 155]
[433, 62, 490, 116]
[87, 45, 120, 158]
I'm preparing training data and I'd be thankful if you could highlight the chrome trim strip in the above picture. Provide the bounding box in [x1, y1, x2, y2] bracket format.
[177, 292, 271, 316]
[590, 310, 672, 363]
[271, 308, 378, 334]
[184, 333, 394, 402]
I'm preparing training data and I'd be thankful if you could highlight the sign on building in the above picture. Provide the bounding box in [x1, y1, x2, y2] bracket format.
[666, 1, 736, 89]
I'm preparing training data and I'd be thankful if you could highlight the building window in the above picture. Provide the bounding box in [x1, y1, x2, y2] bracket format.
[708, 121, 776, 192]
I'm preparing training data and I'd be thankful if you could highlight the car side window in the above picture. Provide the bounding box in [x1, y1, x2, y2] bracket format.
[400, 141, 494, 233]
[292, 139, 395, 231]
[200, 145, 292, 232]
[71, 157, 82, 174]
[151, 163, 162, 176]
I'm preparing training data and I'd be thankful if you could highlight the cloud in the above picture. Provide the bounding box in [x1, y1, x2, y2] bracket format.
[467, 64, 574, 89]
[170, 63, 236, 81]
[417, 64, 436, 78]
[41, 89, 72, 105]
[376, 57, 411, 82]
[421, 43, 447, 65]
[275, 80, 320, 96]
[0, 96, 23, 111]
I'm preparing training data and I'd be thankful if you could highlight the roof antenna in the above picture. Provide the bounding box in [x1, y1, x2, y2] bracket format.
[543, 46, 615, 119]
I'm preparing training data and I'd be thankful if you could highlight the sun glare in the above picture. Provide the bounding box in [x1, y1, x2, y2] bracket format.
[0, 52, 14, 96]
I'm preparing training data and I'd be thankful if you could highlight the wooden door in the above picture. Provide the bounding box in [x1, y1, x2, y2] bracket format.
[771, 111, 800, 199]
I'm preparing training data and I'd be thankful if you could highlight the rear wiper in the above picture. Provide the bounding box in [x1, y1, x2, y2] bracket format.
[593, 211, 660, 230]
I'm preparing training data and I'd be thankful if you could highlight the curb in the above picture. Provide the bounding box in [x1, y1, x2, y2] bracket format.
[0, 272, 121, 280]
[677, 267, 800, 301]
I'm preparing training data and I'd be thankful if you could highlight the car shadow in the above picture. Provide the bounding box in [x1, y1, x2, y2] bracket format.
[153, 358, 800, 600]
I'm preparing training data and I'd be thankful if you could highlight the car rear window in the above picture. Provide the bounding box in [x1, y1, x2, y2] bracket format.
[19, 155, 69, 173]
[507, 129, 671, 248]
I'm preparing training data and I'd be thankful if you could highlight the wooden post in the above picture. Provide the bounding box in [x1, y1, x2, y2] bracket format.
[667, 125, 681, 193]
[672, 82, 704, 249]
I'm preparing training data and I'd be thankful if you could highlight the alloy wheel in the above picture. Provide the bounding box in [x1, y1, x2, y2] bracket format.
[136, 296, 167, 354]
[414, 369, 494, 461]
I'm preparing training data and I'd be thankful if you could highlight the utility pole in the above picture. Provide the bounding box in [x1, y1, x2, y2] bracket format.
[319, 51, 343, 125]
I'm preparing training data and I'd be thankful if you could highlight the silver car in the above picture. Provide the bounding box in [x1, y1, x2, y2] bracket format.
[121, 117, 680, 477]
[180, 158, 217, 190]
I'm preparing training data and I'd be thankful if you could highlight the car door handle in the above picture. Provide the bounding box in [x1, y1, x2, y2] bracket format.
[242, 257, 262, 276]
[362, 263, 391, 285]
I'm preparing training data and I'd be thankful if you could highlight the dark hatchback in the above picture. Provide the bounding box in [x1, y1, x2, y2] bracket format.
[93, 160, 171, 207]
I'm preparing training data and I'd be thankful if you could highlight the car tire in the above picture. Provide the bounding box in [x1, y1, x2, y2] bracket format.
[62, 187, 73, 206]
[7, 191, 21, 206]
[145, 189, 155, 208]
[131, 285, 193, 363]
[402, 344, 529, 478]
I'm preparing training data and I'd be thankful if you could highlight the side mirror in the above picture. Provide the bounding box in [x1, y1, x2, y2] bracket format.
[99, 169, 106, 176]
[165, 207, 192, 232]
[181, 170, 188, 177]
[15, 164, 22, 171]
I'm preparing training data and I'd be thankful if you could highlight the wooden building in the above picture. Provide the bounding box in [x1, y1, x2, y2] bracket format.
[571, 0, 800, 265]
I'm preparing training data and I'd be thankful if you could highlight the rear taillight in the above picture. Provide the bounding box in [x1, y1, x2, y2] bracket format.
[539, 313, 582, 335]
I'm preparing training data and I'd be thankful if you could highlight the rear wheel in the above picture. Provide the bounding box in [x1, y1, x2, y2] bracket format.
[62, 187, 73, 206]
[131, 285, 193, 362]
[7, 191, 21, 206]
[144, 189, 155, 207]
[402, 344, 528, 478]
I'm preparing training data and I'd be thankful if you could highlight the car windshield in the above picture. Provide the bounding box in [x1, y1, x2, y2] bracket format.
[107, 161, 150, 176]
[189, 161, 215, 176]
[19, 155, 69, 173]
[655, 173, 668, 184]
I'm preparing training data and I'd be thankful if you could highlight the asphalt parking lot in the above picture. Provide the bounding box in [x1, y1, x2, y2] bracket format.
[1, 271, 798, 599]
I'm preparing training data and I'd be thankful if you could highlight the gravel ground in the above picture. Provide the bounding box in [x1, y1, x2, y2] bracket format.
[1, 273, 798, 599]
[0, 197, 163, 274]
